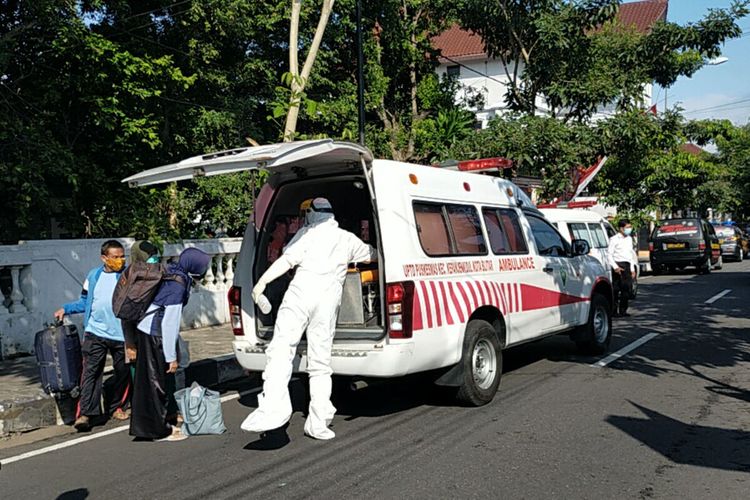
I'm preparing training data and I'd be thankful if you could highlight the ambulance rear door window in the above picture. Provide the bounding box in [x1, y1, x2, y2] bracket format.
[482, 208, 529, 255]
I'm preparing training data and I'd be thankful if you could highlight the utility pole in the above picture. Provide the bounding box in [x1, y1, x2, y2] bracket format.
[356, 0, 365, 145]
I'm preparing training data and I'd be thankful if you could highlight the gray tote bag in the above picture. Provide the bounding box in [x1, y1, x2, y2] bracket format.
[174, 382, 227, 435]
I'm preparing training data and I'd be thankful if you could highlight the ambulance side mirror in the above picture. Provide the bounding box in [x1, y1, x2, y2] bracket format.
[571, 239, 590, 256]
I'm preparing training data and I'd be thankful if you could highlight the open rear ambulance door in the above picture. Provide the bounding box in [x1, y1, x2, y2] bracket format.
[122, 139, 373, 339]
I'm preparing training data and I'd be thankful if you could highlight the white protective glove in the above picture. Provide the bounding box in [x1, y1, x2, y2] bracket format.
[252, 255, 293, 304]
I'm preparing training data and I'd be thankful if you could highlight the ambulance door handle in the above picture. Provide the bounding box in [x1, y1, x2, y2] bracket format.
[543, 265, 554, 274]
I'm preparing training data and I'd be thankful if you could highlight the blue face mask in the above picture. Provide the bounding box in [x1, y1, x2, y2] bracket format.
[623, 228, 633, 236]
[146, 256, 160, 264]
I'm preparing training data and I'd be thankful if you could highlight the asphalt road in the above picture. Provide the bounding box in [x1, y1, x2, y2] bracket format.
[2, 260, 749, 499]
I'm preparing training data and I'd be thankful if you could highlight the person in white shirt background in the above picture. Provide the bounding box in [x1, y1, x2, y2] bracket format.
[607, 219, 638, 317]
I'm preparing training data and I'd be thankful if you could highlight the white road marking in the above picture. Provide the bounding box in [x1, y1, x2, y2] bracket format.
[591, 332, 660, 368]
[0, 426, 131, 466]
[704, 289, 732, 305]
[0, 385, 264, 467]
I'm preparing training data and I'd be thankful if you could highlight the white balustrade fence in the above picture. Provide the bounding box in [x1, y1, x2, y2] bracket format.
[0, 238, 242, 359]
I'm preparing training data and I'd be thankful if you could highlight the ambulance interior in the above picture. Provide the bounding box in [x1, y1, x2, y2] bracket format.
[254, 175, 383, 340]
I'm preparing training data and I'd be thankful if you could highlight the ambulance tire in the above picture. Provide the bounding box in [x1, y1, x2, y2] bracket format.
[575, 294, 612, 355]
[456, 320, 502, 407]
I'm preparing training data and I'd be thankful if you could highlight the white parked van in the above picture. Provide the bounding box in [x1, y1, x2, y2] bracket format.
[124, 140, 613, 405]
[541, 208, 639, 298]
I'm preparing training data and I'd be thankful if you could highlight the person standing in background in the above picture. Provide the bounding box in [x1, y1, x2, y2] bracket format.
[55, 240, 131, 431]
[607, 219, 638, 317]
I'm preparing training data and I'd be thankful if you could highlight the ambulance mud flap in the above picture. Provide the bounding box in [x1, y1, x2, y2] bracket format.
[434, 363, 464, 387]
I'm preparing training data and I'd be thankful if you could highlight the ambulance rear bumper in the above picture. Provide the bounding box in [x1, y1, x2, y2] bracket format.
[232, 339, 414, 378]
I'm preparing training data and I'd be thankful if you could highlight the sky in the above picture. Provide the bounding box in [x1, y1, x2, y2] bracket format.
[654, 0, 750, 125]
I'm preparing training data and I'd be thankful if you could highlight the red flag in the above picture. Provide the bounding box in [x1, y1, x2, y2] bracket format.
[647, 104, 657, 115]
[568, 156, 608, 200]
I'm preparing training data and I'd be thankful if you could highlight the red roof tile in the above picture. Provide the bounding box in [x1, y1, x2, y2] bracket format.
[432, 24, 486, 61]
[434, 0, 668, 61]
[679, 143, 704, 156]
[618, 0, 668, 34]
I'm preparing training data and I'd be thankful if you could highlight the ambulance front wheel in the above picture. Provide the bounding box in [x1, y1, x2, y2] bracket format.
[456, 320, 502, 406]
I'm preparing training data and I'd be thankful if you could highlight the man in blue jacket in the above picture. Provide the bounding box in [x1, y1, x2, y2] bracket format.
[55, 240, 131, 431]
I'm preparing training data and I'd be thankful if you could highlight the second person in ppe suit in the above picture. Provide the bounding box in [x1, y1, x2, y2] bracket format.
[242, 197, 376, 440]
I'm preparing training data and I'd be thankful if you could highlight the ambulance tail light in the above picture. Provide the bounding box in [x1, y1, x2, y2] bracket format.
[386, 281, 415, 339]
[228, 286, 244, 336]
[699, 241, 706, 251]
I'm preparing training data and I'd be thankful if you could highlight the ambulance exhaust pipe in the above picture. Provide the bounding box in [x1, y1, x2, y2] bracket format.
[347, 378, 387, 392]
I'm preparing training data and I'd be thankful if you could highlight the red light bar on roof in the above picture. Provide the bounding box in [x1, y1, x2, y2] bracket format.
[457, 157, 513, 172]
[566, 200, 597, 209]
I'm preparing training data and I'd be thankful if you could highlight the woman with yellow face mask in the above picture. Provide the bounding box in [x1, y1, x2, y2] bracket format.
[55, 240, 132, 431]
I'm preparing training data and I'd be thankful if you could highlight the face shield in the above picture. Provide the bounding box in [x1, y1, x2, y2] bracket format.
[299, 197, 334, 226]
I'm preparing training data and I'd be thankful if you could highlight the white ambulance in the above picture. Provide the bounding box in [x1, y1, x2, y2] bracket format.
[124, 140, 613, 406]
[540, 207, 639, 299]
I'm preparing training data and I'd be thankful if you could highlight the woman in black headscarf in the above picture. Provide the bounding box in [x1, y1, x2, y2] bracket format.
[129, 248, 211, 441]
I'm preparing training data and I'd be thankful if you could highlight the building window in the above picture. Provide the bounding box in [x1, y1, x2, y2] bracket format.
[446, 65, 460, 78]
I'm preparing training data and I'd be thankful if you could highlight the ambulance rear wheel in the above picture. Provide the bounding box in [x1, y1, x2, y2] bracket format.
[575, 294, 612, 355]
[456, 320, 502, 406]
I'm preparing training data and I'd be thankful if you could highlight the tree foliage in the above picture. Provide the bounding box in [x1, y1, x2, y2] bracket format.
[457, 0, 749, 121]
[1, 0, 749, 243]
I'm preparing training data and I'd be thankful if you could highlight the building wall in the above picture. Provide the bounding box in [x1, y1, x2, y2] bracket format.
[0, 238, 241, 358]
[438, 58, 653, 127]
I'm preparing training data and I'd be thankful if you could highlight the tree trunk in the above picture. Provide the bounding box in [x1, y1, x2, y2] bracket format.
[283, 0, 335, 142]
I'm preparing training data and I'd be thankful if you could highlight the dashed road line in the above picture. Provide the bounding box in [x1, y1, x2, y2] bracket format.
[591, 332, 660, 368]
[705, 289, 732, 305]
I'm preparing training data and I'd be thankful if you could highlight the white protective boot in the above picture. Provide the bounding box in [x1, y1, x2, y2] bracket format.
[240, 392, 292, 433]
[303, 400, 336, 440]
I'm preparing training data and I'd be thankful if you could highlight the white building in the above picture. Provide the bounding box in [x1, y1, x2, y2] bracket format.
[433, 0, 668, 128]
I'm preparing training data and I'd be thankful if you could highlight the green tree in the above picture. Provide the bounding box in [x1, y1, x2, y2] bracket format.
[458, 0, 749, 121]
[0, 0, 194, 242]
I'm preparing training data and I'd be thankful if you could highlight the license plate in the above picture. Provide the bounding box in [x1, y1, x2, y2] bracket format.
[664, 243, 686, 250]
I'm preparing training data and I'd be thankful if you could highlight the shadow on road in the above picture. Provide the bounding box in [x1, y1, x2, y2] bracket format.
[243, 425, 291, 451]
[56, 488, 89, 500]
[604, 270, 750, 394]
[607, 401, 750, 473]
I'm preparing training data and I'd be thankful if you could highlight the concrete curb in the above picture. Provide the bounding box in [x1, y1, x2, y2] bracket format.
[0, 354, 245, 436]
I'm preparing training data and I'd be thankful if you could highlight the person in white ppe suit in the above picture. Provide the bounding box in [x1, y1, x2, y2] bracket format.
[242, 197, 377, 440]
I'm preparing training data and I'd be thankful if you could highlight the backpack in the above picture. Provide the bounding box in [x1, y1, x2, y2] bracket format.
[112, 262, 186, 321]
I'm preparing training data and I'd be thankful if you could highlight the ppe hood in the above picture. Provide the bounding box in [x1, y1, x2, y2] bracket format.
[122, 139, 373, 187]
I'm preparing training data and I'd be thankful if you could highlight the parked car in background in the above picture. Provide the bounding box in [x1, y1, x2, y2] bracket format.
[650, 218, 722, 274]
[541, 208, 639, 299]
[712, 223, 749, 261]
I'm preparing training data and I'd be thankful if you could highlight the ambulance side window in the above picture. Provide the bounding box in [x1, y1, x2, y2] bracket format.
[568, 223, 590, 244]
[527, 215, 570, 257]
[413, 202, 486, 256]
[482, 208, 528, 255]
[414, 203, 451, 256]
[587, 223, 608, 248]
[445, 205, 486, 255]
